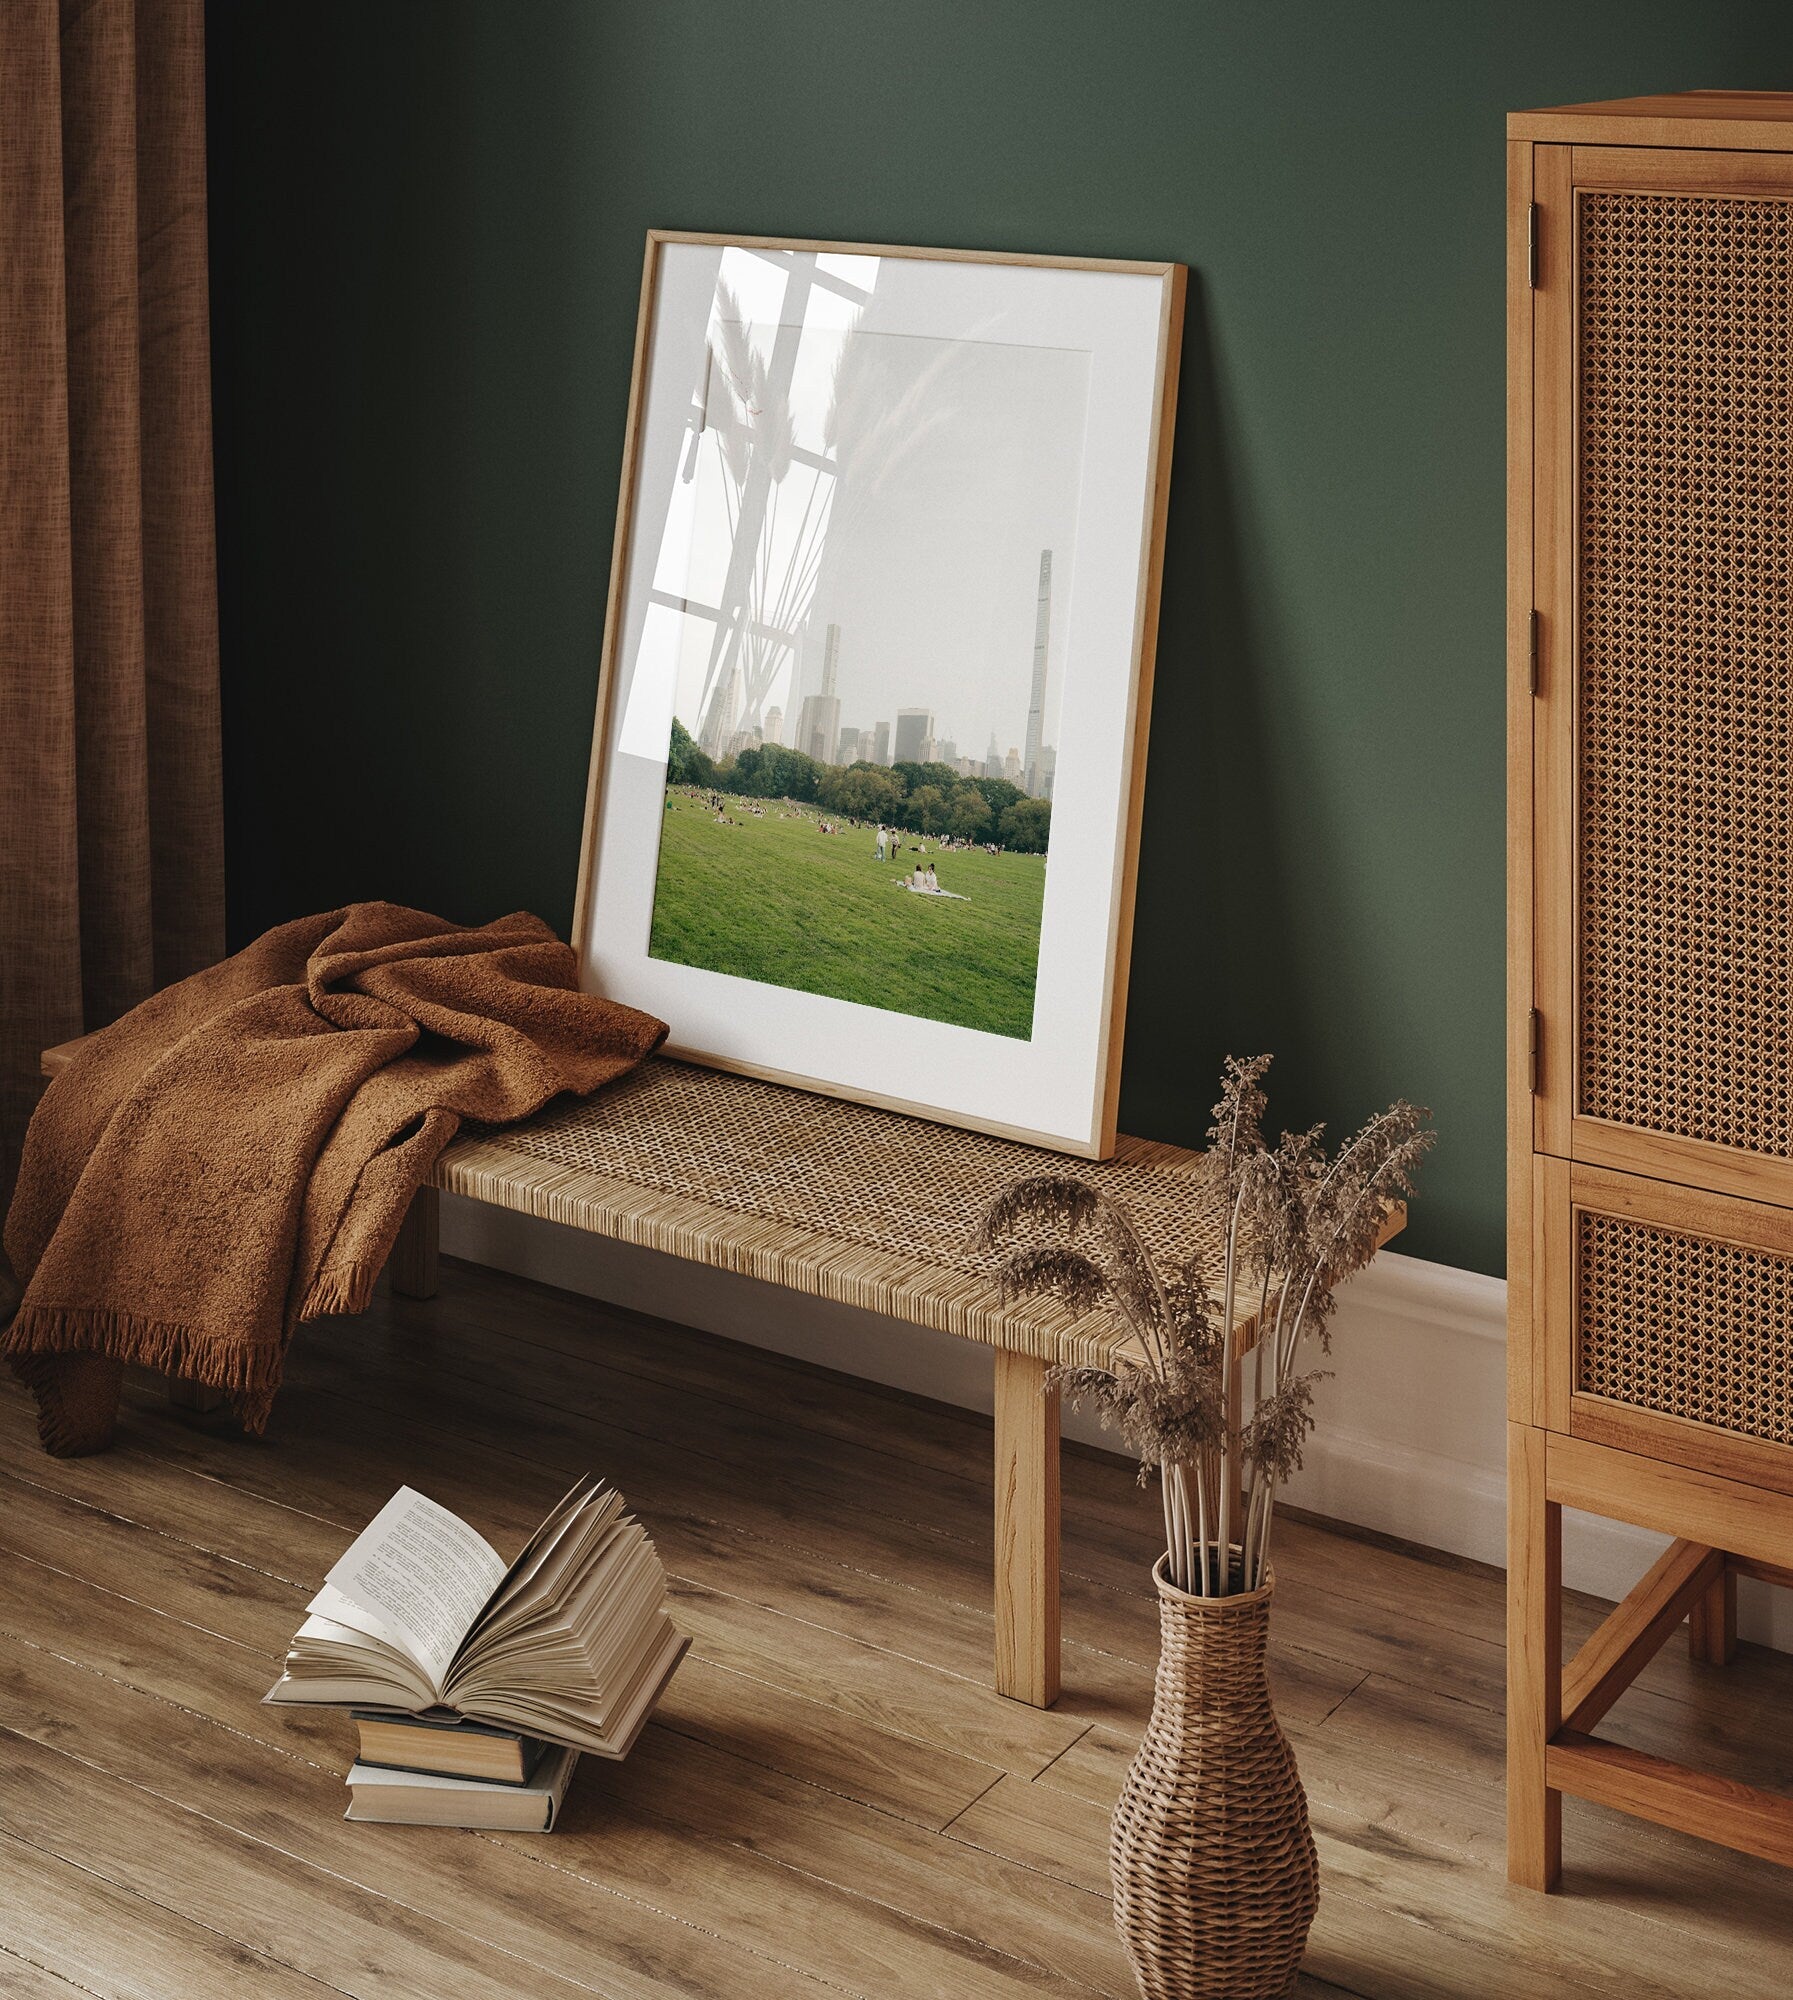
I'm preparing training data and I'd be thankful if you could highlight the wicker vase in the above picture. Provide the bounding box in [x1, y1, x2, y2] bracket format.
[1110, 1554, 1319, 2000]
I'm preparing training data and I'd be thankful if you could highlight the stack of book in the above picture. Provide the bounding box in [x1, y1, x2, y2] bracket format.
[266, 1476, 688, 1829]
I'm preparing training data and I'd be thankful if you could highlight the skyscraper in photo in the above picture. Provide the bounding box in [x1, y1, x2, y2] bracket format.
[1024, 549, 1052, 797]
[764, 705, 783, 747]
[699, 663, 741, 757]
[893, 708, 933, 764]
[795, 622, 842, 763]
[873, 720, 890, 765]
[984, 732, 1003, 780]
[796, 691, 840, 763]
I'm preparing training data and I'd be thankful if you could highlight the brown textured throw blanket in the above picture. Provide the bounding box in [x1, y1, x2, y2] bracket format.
[3, 904, 666, 1455]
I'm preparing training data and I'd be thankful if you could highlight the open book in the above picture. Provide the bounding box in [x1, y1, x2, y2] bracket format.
[266, 1477, 687, 1759]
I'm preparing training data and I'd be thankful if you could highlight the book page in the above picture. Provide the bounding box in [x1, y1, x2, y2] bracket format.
[463, 1478, 617, 1658]
[478, 1477, 597, 1630]
[324, 1487, 507, 1693]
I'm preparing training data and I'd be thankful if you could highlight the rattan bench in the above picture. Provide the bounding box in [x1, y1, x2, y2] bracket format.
[396, 1056, 1390, 1708]
[42, 1039, 1399, 1707]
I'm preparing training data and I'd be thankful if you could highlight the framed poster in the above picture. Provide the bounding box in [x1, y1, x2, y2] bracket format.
[574, 231, 1183, 1157]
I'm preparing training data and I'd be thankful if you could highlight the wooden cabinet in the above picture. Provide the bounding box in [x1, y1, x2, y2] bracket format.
[1509, 93, 1793, 1888]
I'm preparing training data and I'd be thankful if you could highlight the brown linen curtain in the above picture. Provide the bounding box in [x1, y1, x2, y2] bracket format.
[0, 0, 223, 1237]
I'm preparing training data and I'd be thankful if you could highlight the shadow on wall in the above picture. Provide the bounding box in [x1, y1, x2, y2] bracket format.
[1119, 273, 1313, 1148]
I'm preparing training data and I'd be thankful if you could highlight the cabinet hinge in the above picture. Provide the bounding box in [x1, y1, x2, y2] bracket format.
[1529, 609, 1540, 695]
[1527, 204, 1538, 288]
[1528, 1009, 1541, 1094]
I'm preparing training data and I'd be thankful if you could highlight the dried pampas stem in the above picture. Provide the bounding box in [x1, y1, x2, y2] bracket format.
[977, 1057, 1432, 1596]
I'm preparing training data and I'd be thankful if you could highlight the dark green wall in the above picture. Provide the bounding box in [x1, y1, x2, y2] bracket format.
[205, 3, 1793, 1277]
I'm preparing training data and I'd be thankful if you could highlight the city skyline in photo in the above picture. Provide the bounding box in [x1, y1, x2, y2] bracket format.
[692, 547, 1060, 799]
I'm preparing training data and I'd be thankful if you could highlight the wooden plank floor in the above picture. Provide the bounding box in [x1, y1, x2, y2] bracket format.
[3, 1257, 1791, 2000]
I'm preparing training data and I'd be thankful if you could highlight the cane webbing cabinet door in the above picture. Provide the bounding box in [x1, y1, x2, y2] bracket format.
[1539, 1162, 1793, 1496]
[1510, 94, 1793, 1892]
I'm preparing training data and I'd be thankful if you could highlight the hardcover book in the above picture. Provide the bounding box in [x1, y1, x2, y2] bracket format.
[349, 1709, 551, 1786]
[344, 1744, 580, 1830]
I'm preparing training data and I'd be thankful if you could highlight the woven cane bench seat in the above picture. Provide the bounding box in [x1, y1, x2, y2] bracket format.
[434, 1056, 1234, 1371]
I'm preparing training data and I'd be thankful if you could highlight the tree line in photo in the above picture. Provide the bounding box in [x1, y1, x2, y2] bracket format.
[666, 719, 1053, 853]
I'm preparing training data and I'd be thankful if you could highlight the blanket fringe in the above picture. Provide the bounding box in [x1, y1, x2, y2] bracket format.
[2, 1303, 285, 1436]
[296, 1260, 381, 1322]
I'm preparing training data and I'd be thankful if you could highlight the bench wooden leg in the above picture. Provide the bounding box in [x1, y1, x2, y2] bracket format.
[168, 1377, 226, 1416]
[390, 1186, 440, 1300]
[1689, 1560, 1738, 1666]
[1508, 1421, 1562, 1889]
[993, 1349, 1060, 1708]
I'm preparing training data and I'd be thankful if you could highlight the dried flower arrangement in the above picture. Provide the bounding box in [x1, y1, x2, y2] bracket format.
[977, 1056, 1433, 1598]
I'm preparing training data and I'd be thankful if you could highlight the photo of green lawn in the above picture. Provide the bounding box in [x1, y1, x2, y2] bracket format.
[647, 790, 1047, 1039]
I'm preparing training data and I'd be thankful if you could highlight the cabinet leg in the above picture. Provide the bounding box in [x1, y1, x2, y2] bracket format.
[390, 1186, 440, 1300]
[1688, 1561, 1738, 1666]
[993, 1349, 1060, 1707]
[1508, 1421, 1562, 1890]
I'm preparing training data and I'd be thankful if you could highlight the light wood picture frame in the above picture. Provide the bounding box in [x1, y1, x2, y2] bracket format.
[574, 230, 1184, 1156]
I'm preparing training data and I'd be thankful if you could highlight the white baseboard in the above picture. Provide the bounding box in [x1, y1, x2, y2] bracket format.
[441, 1195, 1790, 1652]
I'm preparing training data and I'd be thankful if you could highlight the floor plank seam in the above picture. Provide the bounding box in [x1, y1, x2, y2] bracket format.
[162, 1454, 368, 1537]
[0, 1936, 111, 2000]
[667, 1564, 1078, 1717]
[1331, 1665, 1501, 1724]
[475, 1832, 876, 2000]
[1314, 1873, 1622, 2000]
[936, 1817, 1111, 1900]
[672, 1648, 1009, 1781]
[713, 1846, 1130, 2000]
[0, 1625, 340, 1778]
[1298, 1971, 1378, 2000]
[0, 1828, 359, 1999]
[10, 1437, 1495, 1760]
[0, 1547, 279, 1668]
[1312, 1669, 1374, 1728]
[1307, 1795, 1484, 1875]
[1023, 1723, 1094, 1787]
[175, 1351, 1175, 1706]
[0, 1731, 634, 2000]
[646, 1708, 983, 1838]
[935, 1768, 1009, 1836]
[657, 1510, 1002, 1634]
[0, 1466, 318, 1593]
[18, 1382, 1092, 1755]
[541, 1796, 1123, 2000]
